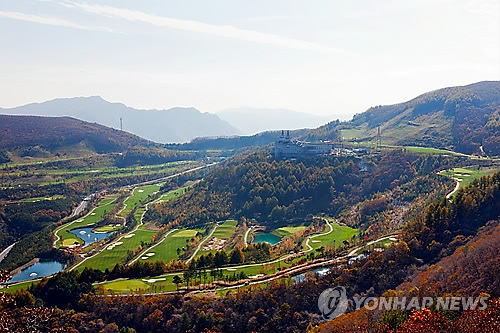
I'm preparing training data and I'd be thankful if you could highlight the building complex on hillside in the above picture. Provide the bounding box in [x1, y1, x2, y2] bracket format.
[274, 130, 333, 159]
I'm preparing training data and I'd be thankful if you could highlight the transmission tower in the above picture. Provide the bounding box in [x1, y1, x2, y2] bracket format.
[376, 126, 382, 151]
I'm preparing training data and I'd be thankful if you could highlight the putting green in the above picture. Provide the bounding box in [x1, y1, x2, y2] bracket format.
[308, 223, 358, 250]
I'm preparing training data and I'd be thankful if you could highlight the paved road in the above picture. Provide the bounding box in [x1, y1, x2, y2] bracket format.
[347, 234, 398, 257]
[244, 226, 255, 248]
[99, 230, 400, 297]
[0, 242, 17, 264]
[304, 218, 334, 252]
[185, 223, 219, 264]
[446, 178, 461, 200]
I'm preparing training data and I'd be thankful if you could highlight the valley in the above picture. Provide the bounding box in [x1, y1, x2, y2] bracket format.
[0, 82, 499, 332]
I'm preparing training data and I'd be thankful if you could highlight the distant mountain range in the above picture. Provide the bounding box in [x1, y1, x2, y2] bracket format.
[216, 107, 336, 135]
[306, 81, 500, 156]
[0, 97, 239, 143]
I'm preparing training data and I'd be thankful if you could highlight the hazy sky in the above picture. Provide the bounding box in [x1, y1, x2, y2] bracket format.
[1, 0, 499, 118]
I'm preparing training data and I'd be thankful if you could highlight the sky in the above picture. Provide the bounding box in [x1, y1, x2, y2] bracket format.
[0, 0, 499, 119]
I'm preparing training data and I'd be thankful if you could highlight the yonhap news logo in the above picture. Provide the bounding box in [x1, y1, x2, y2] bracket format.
[318, 286, 349, 319]
[318, 285, 489, 320]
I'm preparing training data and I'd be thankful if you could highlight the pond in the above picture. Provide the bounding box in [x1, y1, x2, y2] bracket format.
[292, 267, 330, 283]
[69, 226, 112, 247]
[252, 232, 281, 246]
[8, 260, 66, 283]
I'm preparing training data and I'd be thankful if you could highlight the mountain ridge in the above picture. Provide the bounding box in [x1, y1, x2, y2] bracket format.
[0, 97, 240, 144]
[305, 81, 500, 156]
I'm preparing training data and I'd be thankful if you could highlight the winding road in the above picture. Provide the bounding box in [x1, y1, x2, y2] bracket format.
[0, 242, 17, 264]
[244, 226, 255, 248]
[185, 222, 220, 264]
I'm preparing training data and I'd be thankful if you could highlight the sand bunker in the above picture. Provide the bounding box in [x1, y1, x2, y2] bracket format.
[138, 190, 144, 193]
[114, 242, 123, 246]
[142, 278, 166, 283]
[91, 213, 96, 216]
[311, 240, 321, 243]
[226, 268, 236, 271]
[124, 234, 135, 238]
[146, 253, 155, 257]
[389, 237, 397, 241]
[141, 256, 148, 260]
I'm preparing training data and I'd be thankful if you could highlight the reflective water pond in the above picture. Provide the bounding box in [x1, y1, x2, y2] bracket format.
[252, 232, 281, 245]
[8, 260, 66, 283]
[69, 226, 112, 247]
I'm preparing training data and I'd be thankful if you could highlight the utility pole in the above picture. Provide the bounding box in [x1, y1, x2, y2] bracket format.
[120, 117, 123, 131]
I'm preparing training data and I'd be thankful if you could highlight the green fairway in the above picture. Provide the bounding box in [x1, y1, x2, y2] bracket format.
[308, 223, 358, 250]
[1, 280, 38, 293]
[140, 229, 200, 264]
[155, 186, 191, 203]
[55, 194, 118, 248]
[77, 229, 156, 271]
[174, 229, 199, 238]
[401, 146, 466, 156]
[273, 225, 307, 237]
[98, 275, 178, 294]
[119, 184, 161, 218]
[23, 195, 66, 202]
[213, 220, 238, 239]
[1, 160, 198, 187]
[440, 166, 499, 198]
[93, 225, 122, 233]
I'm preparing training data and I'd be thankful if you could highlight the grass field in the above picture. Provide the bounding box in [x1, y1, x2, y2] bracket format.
[140, 229, 200, 264]
[119, 184, 161, 218]
[1, 160, 198, 187]
[77, 229, 156, 271]
[212, 220, 238, 239]
[400, 146, 466, 156]
[308, 223, 359, 250]
[97, 261, 288, 295]
[1, 280, 38, 293]
[155, 186, 191, 203]
[98, 275, 178, 294]
[440, 166, 499, 198]
[23, 195, 66, 202]
[93, 224, 122, 233]
[55, 195, 118, 248]
[273, 225, 307, 237]
[341, 128, 365, 140]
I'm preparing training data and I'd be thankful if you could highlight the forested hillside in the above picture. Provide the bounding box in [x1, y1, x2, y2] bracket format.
[0, 114, 197, 166]
[151, 150, 461, 228]
[1, 174, 498, 332]
[0, 114, 156, 154]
